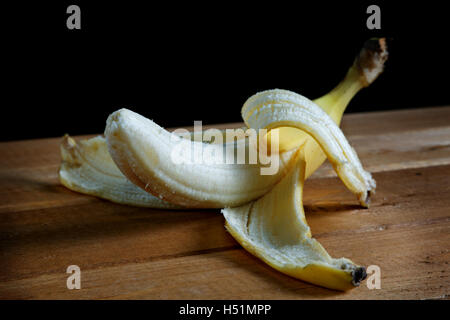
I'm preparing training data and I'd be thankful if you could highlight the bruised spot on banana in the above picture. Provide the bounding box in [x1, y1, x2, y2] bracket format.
[59, 38, 388, 290]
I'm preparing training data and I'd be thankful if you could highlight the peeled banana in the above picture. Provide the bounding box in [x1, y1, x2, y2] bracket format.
[58, 38, 388, 290]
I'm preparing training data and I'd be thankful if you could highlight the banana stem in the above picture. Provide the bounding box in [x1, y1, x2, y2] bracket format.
[314, 38, 388, 125]
[314, 65, 364, 125]
[266, 38, 388, 154]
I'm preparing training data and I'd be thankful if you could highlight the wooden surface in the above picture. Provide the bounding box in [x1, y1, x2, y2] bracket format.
[0, 107, 449, 300]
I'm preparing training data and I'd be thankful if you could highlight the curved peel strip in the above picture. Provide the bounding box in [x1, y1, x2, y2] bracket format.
[59, 135, 181, 209]
[262, 38, 388, 157]
[222, 150, 367, 291]
[242, 89, 376, 207]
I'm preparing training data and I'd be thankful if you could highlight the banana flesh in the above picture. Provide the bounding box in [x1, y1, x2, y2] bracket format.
[105, 109, 299, 208]
[222, 149, 367, 291]
[59, 135, 181, 209]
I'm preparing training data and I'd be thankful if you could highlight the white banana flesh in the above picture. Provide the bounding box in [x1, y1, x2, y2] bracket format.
[105, 109, 299, 208]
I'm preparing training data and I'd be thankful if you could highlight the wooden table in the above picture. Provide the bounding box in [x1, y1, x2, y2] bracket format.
[0, 107, 449, 300]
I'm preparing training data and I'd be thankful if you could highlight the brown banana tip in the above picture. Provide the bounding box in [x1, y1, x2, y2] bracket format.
[352, 266, 367, 286]
[365, 190, 372, 208]
[364, 38, 388, 54]
[61, 134, 75, 148]
[358, 190, 371, 208]
[356, 37, 389, 86]
[61, 134, 69, 146]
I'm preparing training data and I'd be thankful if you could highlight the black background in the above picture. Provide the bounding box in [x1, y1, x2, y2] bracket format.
[2, 1, 449, 141]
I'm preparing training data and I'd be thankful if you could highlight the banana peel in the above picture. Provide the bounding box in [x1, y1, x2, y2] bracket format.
[223, 148, 367, 291]
[60, 135, 181, 209]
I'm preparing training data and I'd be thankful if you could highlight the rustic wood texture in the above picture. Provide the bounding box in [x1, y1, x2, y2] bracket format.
[0, 106, 449, 300]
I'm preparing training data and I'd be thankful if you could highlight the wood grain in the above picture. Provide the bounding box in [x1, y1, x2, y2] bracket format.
[0, 107, 449, 299]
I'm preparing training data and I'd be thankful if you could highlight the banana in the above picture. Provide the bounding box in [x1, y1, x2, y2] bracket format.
[57, 38, 388, 291]
[222, 148, 367, 291]
[59, 134, 181, 209]
[59, 38, 387, 208]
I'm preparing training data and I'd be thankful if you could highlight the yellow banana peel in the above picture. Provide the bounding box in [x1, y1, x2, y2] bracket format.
[223, 148, 367, 291]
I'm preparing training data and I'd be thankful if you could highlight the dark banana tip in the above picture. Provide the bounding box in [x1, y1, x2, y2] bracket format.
[364, 37, 388, 54]
[352, 267, 367, 286]
[356, 37, 389, 86]
[364, 190, 372, 208]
